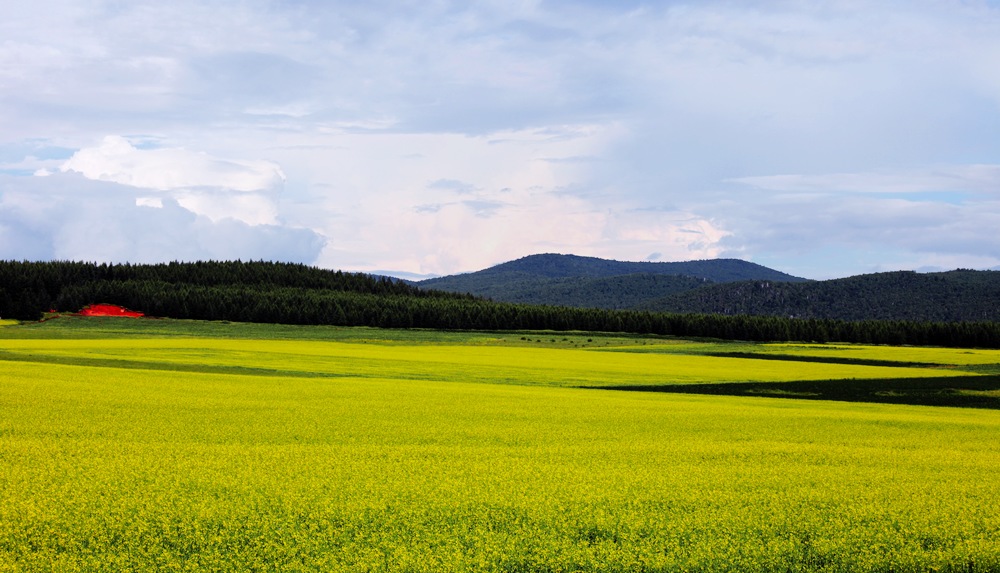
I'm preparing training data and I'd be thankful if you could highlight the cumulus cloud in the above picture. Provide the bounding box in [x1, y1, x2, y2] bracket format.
[60, 136, 284, 192]
[0, 171, 324, 265]
[55, 136, 287, 226]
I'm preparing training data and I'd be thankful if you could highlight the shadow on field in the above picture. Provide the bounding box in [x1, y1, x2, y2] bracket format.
[589, 376, 1000, 409]
[703, 351, 941, 369]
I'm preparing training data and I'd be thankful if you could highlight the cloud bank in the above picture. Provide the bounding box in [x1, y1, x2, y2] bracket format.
[2, 1, 1000, 278]
[0, 136, 324, 264]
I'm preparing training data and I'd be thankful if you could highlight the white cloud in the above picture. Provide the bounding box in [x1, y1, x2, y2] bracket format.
[4, 1, 1000, 278]
[61, 136, 284, 192]
[0, 172, 324, 264]
[57, 136, 286, 226]
[603, 209, 730, 258]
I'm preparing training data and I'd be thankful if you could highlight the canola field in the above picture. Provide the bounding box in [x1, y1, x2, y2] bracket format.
[3, 318, 1000, 572]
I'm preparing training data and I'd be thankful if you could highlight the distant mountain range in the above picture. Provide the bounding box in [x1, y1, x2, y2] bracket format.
[417, 254, 1000, 322]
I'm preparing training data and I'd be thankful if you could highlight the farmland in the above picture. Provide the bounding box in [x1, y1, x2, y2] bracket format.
[3, 318, 1000, 571]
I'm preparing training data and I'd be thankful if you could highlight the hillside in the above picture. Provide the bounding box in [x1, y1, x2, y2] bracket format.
[641, 270, 1000, 322]
[0, 260, 468, 323]
[417, 253, 808, 306]
[417, 255, 1000, 324]
[423, 273, 712, 309]
[5, 259, 1000, 347]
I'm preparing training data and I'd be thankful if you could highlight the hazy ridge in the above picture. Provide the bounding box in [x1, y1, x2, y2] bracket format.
[419, 255, 1000, 322]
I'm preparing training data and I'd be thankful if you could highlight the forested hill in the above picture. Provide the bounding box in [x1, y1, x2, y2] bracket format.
[4, 260, 1000, 347]
[416, 256, 1000, 324]
[641, 270, 1000, 322]
[0, 260, 469, 322]
[421, 253, 809, 283]
[416, 253, 808, 304]
[435, 273, 713, 310]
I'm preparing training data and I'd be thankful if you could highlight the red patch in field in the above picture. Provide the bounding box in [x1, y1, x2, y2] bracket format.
[78, 304, 145, 318]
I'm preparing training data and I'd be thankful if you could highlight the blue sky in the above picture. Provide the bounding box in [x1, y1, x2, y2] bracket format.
[2, 0, 1000, 279]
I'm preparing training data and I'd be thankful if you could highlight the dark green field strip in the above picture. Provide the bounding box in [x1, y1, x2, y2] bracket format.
[589, 375, 1000, 409]
[0, 316, 634, 347]
[609, 346, 1000, 372]
[0, 350, 339, 379]
[950, 363, 1000, 375]
[703, 351, 944, 369]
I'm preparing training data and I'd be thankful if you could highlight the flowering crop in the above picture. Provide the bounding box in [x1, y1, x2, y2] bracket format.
[0, 336, 973, 389]
[2, 322, 1000, 571]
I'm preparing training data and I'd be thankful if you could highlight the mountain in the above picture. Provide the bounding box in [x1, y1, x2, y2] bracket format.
[422, 253, 808, 283]
[640, 269, 1000, 322]
[426, 273, 713, 310]
[418, 255, 1000, 323]
[417, 253, 808, 307]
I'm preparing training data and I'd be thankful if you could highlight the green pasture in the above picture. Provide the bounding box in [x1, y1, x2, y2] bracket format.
[3, 318, 1000, 571]
[0, 336, 976, 389]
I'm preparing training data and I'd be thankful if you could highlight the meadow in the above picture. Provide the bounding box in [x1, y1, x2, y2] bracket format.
[3, 317, 1000, 572]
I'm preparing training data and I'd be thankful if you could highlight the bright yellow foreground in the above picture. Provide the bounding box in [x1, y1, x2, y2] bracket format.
[2, 321, 1000, 572]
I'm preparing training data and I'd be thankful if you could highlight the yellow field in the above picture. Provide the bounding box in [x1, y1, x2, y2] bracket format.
[762, 342, 1000, 365]
[2, 320, 1000, 571]
[0, 337, 976, 389]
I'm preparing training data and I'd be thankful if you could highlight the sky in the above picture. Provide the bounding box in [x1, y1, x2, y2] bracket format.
[2, 0, 1000, 280]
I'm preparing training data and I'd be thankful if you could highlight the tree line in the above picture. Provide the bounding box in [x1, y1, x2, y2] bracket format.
[3, 260, 1000, 348]
[644, 269, 1000, 322]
